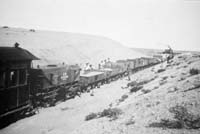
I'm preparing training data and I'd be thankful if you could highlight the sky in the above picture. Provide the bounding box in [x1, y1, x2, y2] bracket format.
[0, 0, 200, 51]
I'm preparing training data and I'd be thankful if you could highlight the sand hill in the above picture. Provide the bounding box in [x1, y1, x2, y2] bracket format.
[0, 27, 146, 67]
[1, 52, 200, 134]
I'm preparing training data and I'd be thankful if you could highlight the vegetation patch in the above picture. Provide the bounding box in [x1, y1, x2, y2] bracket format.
[130, 85, 143, 93]
[29, 29, 36, 32]
[157, 69, 166, 73]
[119, 94, 128, 103]
[159, 80, 167, 86]
[85, 112, 98, 121]
[125, 118, 135, 126]
[162, 76, 168, 80]
[189, 68, 199, 75]
[141, 89, 151, 94]
[2, 26, 9, 28]
[148, 105, 200, 129]
[85, 108, 123, 121]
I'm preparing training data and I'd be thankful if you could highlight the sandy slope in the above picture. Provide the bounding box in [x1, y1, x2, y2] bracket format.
[1, 53, 200, 134]
[0, 27, 145, 67]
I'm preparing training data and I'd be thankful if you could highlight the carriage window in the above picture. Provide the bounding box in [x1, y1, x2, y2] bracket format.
[8, 70, 18, 86]
[19, 69, 26, 84]
[0, 72, 5, 89]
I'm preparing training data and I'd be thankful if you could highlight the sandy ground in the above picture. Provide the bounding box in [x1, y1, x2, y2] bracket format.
[1, 53, 200, 134]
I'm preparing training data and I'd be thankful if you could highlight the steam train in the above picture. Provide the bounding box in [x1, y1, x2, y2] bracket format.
[0, 45, 160, 127]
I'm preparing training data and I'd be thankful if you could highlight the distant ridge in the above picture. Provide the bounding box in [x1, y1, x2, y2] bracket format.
[0, 27, 146, 67]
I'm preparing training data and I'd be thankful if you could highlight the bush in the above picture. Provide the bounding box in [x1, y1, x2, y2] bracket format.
[141, 89, 151, 94]
[169, 105, 200, 129]
[119, 94, 128, 103]
[148, 105, 200, 129]
[130, 85, 143, 93]
[125, 119, 135, 126]
[189, 68, 199, 75]
[159, 80, 167, 86]
[85, 108, 123, 121]
[149, 119, 182, 129]
[157, 69, 166, 73]
[99, 108, 122, 120]
[121, 94, 128, 100]
[2, 26, 9, 28]
[29, 29, 36, 32]
[85, 113, 98, 121]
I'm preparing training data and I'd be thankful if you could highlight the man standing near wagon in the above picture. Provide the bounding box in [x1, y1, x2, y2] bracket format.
[127, 63, 131, 81]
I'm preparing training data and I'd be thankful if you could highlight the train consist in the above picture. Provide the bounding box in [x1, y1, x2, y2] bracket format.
[0, 44, 161, 127]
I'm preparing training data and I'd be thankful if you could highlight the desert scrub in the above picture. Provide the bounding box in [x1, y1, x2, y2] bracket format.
[85, 113, 98, 121]
[148, 105, 200, 129]
[159, 80, 167, 86]
[130, 85, 143, 93]
[189, 68, 199, 75]
[99, 108, 123, 120]
[85, 108, 123, 121]
[125, 117, 135, 126]
[2, 26, 9, 28]
[162, 76, 168, 80]
[157, 68, 166, 73]
[119, 94, 128, 103]
[141, 89, 151, 94]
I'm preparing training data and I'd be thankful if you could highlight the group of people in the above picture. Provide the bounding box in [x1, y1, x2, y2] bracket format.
[83, 58, 111, 73]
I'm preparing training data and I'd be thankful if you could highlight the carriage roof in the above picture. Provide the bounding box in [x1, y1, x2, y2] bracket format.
[0, 46, 39, 61]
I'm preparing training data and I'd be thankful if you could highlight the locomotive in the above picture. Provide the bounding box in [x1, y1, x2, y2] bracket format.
[0, 44, 161, 127]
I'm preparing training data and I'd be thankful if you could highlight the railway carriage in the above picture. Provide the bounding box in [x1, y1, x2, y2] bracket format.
[80, 71, 105, 91]
[0, 44, 38, 126]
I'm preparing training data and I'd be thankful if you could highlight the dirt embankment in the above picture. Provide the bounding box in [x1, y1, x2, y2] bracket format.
[71, 53, 200, 134]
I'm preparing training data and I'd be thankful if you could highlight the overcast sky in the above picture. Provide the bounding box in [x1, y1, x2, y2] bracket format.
[0, 0, 200, 51]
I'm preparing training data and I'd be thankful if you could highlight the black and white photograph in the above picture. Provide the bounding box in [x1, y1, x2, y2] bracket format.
[0, 0, 200, 134]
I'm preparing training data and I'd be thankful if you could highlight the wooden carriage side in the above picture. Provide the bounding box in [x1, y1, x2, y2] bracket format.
[0, 44, 38, 119]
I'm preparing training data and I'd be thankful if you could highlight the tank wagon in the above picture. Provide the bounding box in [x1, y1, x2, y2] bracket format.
[30, 64, 81, 107]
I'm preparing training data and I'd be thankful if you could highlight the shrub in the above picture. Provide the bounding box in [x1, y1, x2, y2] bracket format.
[159, 80, 167, 86]
[29, 29, 36, 32]
[189, 68, 199, 75]
[2, 26, 9, 28]
[125, 119, 135, 126]
[119, 94, 128, 103]
[127, 81, 137, 87]
[85, 108, 123, 121]
[130, 85, 143, 93]
[148, 105, 200, 129]
[157, 69, 166, 73]
[85, 112, 98, 121]
[162, 76, 168, 80]
[121, 94, 128, 100]
[141, 89, 151, 94]
[149, 119, 182, 129]
[99, 108, 122, 120]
